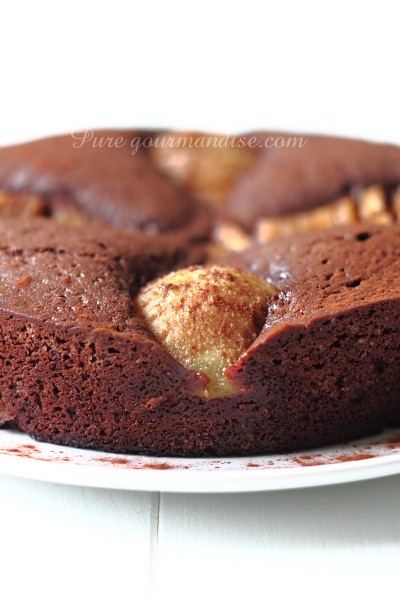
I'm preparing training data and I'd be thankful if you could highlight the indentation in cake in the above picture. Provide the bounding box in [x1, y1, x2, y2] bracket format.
[150, 131, 256, 207]
[216, 184, 400, 251]
[256, 196, 358, 242]
[256, 184, 400, 242]
[135, 266, 276, 396]
[0, 191, 46, 218]
[0, 190, 92, 227]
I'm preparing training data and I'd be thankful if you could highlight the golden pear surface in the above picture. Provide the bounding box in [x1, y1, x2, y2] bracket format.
[135, 266, 276, 396]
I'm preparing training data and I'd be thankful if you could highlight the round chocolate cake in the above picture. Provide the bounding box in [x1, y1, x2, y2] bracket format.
[0, 130, 399, 456]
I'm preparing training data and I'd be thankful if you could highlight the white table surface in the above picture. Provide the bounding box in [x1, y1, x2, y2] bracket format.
[1, 472, 400, 600]
[1, 2, 400, 598]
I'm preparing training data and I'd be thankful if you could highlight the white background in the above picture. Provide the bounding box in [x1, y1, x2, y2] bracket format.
[1, 0, 400, 145]
[1, 1, 400, 599]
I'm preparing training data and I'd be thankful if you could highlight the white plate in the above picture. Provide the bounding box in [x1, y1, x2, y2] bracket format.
[1, 428, 400, 493]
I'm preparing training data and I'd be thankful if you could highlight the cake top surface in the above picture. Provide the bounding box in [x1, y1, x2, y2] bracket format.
[0, 217, 196, 333]
[223, 223, 400, 339]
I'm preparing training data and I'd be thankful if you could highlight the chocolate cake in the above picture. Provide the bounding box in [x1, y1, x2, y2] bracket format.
[0, 130, 399, 456]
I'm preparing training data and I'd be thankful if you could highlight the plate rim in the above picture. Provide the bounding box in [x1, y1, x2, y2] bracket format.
[1, 428, 400, 493]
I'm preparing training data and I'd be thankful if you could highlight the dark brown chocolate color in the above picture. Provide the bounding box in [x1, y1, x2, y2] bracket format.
[0, 217, 399, 456]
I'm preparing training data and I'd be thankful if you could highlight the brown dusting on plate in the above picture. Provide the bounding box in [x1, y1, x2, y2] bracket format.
[0, 444, 64, 462]
[2, 427, 400, 475]
[144, 462, 177, 470]
[294, 452, 378, 467]
[334, 452, 377, 463]
[94, 457, 131, 466]
[384, 435, 400, 449]
[92, 456, 188, 470]
[293, 457, 329, 467]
